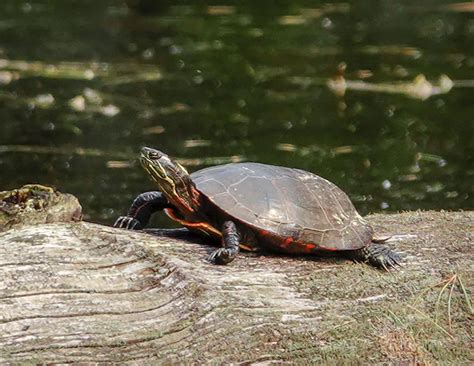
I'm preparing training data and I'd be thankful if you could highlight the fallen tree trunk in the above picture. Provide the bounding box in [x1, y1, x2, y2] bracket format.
[0, 211, 472, 364]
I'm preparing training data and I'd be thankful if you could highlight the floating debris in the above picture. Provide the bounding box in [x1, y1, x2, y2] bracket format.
[399, 174, 419, 182]
[299, 8, 323, 18]
[354, 69, 373, 79]
[445, 191, 459, 198]
[331, 145, 355, 155]
[207, 5, 235, 15]
[142, 48, 154, 60]
[278, 15, 307, 25]
[276, 143, 298, 153]
[177, 155, 246, 166]
[184, 139, 212, 148]
[159, 102, 190, 115]
[0, 144, 130, 159]
[231, 113, 250, 124]
[0, 91, 57, 109]
[382, 180, 392, 190]
[359, 45, 422, 58]
[142, 125, 165, 135]
[107, 161, 133, 169]
[452, 79, 474, 87]
[320, 3, 351, 13]
[103, 71, 162, 85]
[83, 88, 102, 104]
[278, 3, 350, 25]
[0, 143, 246, 169]
[0, 71, 19, 84]
[0, 59, 162, 83]
[327, 74, 454, 100]
[440, 2, 474, 12]
[31, 93, 55, 108]
[68, 89, 120, 117]
[276, 143, 320, 157]
[416, 152, 447, 166]
[409, 2, 474, 13]
[100, 104, 120, 117]
[69, 95, 86, 112]
[426, 182, 445, 193]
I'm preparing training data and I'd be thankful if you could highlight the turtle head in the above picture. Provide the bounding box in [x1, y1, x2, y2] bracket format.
[140, 147, 200, 214]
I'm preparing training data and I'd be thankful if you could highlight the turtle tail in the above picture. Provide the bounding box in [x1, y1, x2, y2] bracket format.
[348, 243, 401, 270]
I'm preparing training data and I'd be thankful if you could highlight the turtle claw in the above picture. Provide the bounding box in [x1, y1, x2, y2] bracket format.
[129, 219, 140, 230]
[370, 245, 402, 270]
[350, 244, 402, 270]
[114, 216, 143, 230]
[113, 217, 124, 228]
[208, 248, 235, 265]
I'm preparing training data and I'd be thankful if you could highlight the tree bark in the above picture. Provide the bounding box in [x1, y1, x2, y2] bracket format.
[0, 211, 472, 364]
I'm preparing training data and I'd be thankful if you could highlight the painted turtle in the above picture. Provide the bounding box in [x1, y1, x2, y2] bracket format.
[114, 147, 400, 269]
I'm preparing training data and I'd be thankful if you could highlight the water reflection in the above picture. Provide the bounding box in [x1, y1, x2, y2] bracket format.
[0, 0, 472, 225]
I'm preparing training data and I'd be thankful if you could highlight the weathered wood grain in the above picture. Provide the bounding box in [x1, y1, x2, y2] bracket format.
[0, 211, 472, 364]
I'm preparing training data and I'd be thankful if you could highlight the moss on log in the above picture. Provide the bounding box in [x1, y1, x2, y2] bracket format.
[0, 184, 82, 232]
[0, 209, 472, 364]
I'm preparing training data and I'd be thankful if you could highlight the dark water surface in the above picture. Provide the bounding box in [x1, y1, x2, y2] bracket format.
[0, 1, 473, 226]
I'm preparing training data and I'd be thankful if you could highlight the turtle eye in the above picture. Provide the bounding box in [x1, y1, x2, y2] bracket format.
[149, 151, 160, 159]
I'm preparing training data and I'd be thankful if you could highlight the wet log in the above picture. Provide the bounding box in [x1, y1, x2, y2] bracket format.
[0, 211, 472, 364]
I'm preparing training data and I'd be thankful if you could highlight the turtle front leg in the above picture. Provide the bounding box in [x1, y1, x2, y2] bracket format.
[114, 191, 170, 230]
[208, 221, 240, 265]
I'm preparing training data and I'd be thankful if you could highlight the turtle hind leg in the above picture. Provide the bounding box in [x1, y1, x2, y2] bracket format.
[348, 244, 402, 270]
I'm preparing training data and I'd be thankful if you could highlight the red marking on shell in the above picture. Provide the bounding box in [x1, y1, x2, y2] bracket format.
[282, 237, 293, 246]
[319, 245, 338, 252]
[304, 243, 316, 250]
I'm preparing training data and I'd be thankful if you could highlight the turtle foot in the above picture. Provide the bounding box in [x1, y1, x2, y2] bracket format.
[350, 244, 402, 270]
[208, 248, 237, 265]
[114, 216, 143, 230]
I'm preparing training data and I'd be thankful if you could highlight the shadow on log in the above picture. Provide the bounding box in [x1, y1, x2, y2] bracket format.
[0, 189, 472, 364]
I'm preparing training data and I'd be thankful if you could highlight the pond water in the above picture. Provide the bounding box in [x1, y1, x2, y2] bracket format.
[0, 0, 473, 226]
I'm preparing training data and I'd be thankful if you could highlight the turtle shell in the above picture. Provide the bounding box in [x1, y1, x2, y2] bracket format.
[191, 163, 373, 252]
